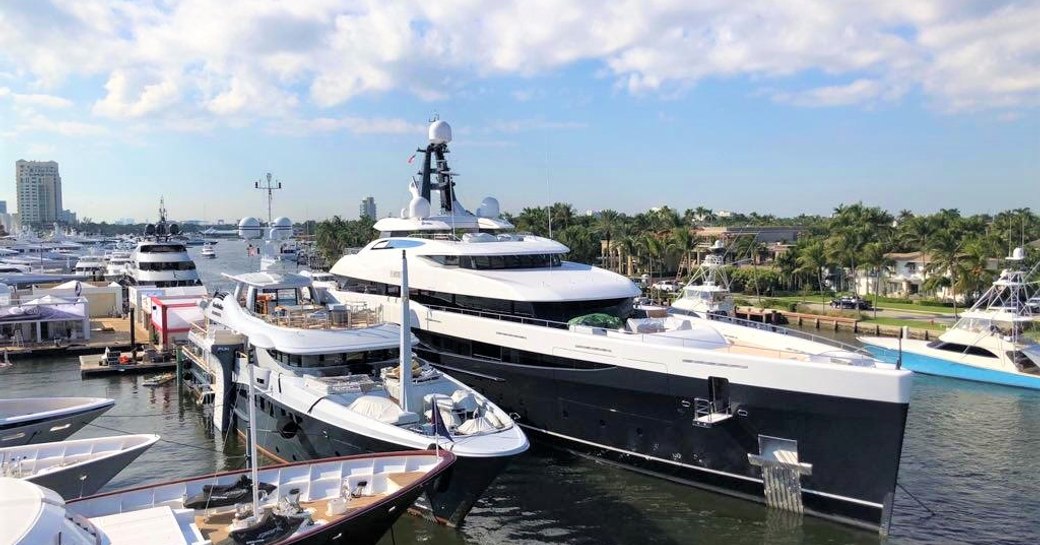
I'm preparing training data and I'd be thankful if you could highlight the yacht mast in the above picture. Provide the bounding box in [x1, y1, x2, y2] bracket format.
[399, 250, 413, 412]
[245, 348, 261, 520]
[255, 173, 282, 227]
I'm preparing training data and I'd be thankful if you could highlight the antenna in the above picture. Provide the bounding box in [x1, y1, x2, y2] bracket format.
[545, 137, 552, 240]
[255, 172, 282, 227]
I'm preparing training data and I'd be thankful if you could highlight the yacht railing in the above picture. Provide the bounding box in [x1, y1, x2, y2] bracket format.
[703, 312, 874, 357]
[420, 303, 875, 360]
[256, 303, 382, 330]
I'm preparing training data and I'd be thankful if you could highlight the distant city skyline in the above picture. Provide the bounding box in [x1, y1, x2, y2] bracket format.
[0, 2, 1036, 223]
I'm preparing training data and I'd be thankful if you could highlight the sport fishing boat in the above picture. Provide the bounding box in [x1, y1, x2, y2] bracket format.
[0, 450, 455, 545]
[326, 118, 913, 533]
[670, 239, 736, 317]
[0, 397, 114, 446]
[182, 263, 527, 526]
[860, 247, 1040, 389]
[0, 434, 159, 498]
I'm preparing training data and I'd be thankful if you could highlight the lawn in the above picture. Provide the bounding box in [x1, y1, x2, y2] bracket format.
[762, 295, 954, 315]
[858, 317, 947, 331]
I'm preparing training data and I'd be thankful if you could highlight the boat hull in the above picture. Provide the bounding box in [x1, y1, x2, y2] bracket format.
[862, 343, 1040, 390]
[1, 402, 113, 447]
[415, 338, 908, 533]
[24, 441, 156, 499]
[236, 391, 514, 527]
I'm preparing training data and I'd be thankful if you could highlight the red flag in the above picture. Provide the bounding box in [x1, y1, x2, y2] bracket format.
[407, 153, 416, 164]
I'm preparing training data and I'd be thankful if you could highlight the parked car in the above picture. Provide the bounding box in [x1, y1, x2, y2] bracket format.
[651, 280, 679, 292]
[830, 295, 871, 310]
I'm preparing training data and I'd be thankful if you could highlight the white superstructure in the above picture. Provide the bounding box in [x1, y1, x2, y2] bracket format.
[124, 200, 201, 288]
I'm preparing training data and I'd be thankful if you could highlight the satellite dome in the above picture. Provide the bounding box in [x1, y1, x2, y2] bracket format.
[238, 216, 262, 240]
[711, 240, 725, 250]
[429, 120, 452, 144]
[270, 217, 293, 241]
[400, 208, 408, 219]
[1012, 247, 1025, 260]
[145, 224, 156, 236]
[273, 217, 292, 229]
[476, 197, 500, 218]
[169, 223, 181, 235]
[408, 196, 431, 219]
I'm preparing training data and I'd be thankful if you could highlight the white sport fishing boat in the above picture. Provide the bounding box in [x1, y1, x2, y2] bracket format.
[0, 434, 159, 498]
[860, 247, 1040, 389]
[0, 450, 455, 545]
[182, 257, 527, 526]
[0, 397, 114, 446]
[326, 118, 912, 533]
[670, 239, 736, 317]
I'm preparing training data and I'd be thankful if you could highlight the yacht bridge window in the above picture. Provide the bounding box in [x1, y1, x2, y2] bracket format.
[137, 261, 197, 271]
[140, 244, 188, 253]
[267, 348, 400, 374]
[423, 253, 561, 269]
[926, 340, 998, 358]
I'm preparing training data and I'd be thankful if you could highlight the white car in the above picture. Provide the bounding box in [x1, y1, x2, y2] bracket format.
[651, 280, 679, 292]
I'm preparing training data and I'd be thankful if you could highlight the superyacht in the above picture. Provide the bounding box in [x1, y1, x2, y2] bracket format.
[327, 119, 913, 533]
[182, 252, 527, 526]
[123, 199, 202, 288]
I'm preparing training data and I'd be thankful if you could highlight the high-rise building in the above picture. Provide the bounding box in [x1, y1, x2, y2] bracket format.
[359, 196, 376, 219]
[15, 160, 63, 225]
[0, 200, 7, 214]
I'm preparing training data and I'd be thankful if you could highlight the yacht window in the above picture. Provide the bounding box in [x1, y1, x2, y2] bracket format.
[926, 341, 998, 358]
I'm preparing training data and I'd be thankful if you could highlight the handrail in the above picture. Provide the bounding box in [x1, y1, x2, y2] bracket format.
[702, 312, 874, 357]
[419, 303, 570, 329]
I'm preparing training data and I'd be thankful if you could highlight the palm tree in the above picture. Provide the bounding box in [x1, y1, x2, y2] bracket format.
[667, 228, 699, 281]
[597, 209, 622, 271]
[925, 231, 964, 316]
[550, 202, 574, 231]
[774, 249, 799, 291]
[860, 242, 894, 318]
[796, 239, 829, 311]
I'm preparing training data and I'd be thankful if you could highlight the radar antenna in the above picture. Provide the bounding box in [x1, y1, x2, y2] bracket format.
[254, 173, 282, 227]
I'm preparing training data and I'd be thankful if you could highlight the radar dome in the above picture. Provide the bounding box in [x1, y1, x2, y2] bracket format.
[429, 120, 452, 144]
[169, 223, 181, 235]
[145, 224, 156, 236]
[1012, 247, 1025, 260]
[408, 196, 431, 219]
[711, 240, 725, 251]
[476, 197, 500, 218]
[238, 216, 262, 240]
[270, 217, 293, 241]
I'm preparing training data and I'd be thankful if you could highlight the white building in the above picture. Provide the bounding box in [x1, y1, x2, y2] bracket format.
[854, 251, 959, 301]
[16, 160, 63, 226]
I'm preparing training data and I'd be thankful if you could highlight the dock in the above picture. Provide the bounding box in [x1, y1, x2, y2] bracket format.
[734, 306, 938, 340]
[79, 348, 177, 378]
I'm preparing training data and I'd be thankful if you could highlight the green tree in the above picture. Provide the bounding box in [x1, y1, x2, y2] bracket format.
[796, 239, 829, 311]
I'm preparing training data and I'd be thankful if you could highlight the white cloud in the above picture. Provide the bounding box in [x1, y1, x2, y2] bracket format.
[0, 86, 73, 108]
[0, 0, 1035, 135]
[273, 116, 427, 136]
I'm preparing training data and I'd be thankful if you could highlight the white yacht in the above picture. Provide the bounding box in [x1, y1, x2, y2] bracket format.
[199, 243, 216, 259]
[860, 247, 1040, 389]
[326, 119, 913, 534]
[103, 249, 132, 282]
[182, 264, 527, 527]
[670, 239, 736, 317]
[73, 253, 106, 281]
[123, 199, 202, 288]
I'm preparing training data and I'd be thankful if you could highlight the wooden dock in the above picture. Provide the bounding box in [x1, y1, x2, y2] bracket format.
[735, 306, 938, 340]
[79, 352, 177, 378]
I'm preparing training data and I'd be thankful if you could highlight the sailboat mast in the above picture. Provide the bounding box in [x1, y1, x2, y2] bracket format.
[399, 250, 412, 412]
[246, 347, 260, 519]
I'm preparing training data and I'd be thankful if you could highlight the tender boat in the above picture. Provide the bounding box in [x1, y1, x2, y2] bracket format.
[0, 397, 114, 446]
[143, 373, 176, 387]
[325, 118, 912, 534]
[200, 243, 217, 259]
[0, 434, 159, 498]
[0, 450, 455, 545]
[182, 262, 528, 527]
[860, 247, 1040, 389]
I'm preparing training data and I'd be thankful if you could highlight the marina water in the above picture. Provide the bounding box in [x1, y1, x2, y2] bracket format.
[2, 240, 1037, 545]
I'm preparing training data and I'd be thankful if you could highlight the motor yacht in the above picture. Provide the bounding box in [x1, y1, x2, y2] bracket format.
[860, 247, 1040, 389]
[670, 239, 736, 317]
[200, 243, 217, 259]
[123, 199, 202, 288]
[182, 265, 527, 527]
[325, 119, 912, 533]
[0, 397, 114, 446]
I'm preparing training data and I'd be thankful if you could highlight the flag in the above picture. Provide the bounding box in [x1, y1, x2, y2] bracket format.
[407, 153, 416, 164]
[430, 404, 453, 442]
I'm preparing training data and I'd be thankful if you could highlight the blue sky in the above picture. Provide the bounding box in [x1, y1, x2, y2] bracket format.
[1, 1, 1037, 223]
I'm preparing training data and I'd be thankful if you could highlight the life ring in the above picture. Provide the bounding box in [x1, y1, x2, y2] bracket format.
[118, 355, 131, 364]
[277, 416, 299, 439]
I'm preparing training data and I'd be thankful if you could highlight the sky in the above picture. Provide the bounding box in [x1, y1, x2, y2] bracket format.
[0, 0, 1038, 224]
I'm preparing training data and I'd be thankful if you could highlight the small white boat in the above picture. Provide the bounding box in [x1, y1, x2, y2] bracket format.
[0, 434, 160, 499]
[200, 243, 216, 259]
[0, 451, 455, 545]
[143, 373, 176, 387]
[670, 239, 736, 318]
[0, 397, 115, 447]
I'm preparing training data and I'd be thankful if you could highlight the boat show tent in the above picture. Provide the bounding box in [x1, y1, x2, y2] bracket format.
[0, 294, 90, 346]
[31, 280, 124, 318]
[129, 285, 207, 328]
[148, 294, 205, 349]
